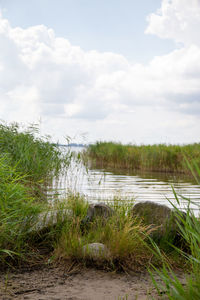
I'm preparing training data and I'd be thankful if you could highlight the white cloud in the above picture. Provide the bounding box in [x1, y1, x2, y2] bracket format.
[0, 1, 200, 144]
[146, 0, 200, 46]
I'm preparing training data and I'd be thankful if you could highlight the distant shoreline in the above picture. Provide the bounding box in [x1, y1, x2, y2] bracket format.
[57, 143, 88, 147]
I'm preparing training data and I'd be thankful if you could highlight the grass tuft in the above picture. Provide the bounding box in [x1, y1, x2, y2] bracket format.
[55, 195, 154, 271]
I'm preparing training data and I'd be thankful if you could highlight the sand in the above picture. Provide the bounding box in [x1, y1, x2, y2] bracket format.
[0, 264, 183, 300]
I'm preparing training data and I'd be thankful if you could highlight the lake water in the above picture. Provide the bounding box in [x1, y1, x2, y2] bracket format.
[56, 147, 200, 215]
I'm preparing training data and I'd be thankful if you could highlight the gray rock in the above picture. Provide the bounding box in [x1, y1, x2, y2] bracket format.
[82, 243, 111, 260]
[29, 209, 73, 233]
[132, 201, 185, 240]
[82, 202, 114, 225]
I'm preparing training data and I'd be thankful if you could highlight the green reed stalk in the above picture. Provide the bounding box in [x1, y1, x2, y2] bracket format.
[0, 122, 70, 200]
[149, 161, 200, 299]
[86, 141, 200, 174]
[0, 121, 72, 266]
[0, 154, 42, 264]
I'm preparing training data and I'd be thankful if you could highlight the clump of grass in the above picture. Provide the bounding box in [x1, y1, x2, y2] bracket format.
[86, 141, 200, 174]
[149, 161, 200, 299]
[55, 195, 154, 271]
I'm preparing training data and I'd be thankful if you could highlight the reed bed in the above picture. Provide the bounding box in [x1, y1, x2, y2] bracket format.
[0, 154, 42, 265]
[86, 141, 200, 174]
[0, 122, 70, 200]
[0, 122, 70, 266]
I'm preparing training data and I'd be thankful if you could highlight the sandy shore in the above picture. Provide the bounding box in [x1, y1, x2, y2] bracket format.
[0, 264, 184, 300]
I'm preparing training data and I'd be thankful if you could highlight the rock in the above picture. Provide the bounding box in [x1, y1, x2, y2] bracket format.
[131, 201, 185, 240]
[82, 243, 111, 260]
[83, 202, 114, 224]
[29, 209, 73, 233]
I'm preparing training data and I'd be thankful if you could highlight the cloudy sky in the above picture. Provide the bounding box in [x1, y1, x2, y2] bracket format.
[0, 0, 200, 144]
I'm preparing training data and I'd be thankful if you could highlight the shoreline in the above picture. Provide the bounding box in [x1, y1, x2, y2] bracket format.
[0, 264, 186, 300]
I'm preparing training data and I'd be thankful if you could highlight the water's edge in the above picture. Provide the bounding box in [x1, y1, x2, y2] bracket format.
[55, 147, 200, 215]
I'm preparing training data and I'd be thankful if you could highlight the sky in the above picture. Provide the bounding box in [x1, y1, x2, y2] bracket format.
[0, 0, 200, 145]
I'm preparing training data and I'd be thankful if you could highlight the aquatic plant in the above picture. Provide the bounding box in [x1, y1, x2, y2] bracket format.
[86, 141, 200, 174]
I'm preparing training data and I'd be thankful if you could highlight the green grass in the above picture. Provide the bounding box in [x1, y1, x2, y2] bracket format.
[149, 161, 200, 299]
[1, 119, 200, 294]
[0, 122, 71, 266]
[0, 122, 70, 200]
[0, 154, 42, 265]
[55, 195, 156, 271]
[86, 141, 200, 174]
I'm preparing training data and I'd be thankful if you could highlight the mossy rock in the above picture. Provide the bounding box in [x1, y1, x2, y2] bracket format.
[132, 201, 185, 241]
[81, 202, 114, 229]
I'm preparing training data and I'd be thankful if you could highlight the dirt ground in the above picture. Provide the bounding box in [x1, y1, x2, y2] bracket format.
[0, 264, 184, 300]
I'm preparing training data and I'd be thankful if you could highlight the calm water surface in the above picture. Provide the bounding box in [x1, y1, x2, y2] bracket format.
[57, 147, 200, 214]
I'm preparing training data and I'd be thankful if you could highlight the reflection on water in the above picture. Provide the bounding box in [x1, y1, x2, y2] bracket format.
[56, 147, 200, 215]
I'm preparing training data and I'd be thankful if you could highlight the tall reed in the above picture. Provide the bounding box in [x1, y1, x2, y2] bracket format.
[0, 154, 42, 264]
[0, 122, 70, 200]
[0, 122, 71, 265]
[86, 141, 200, 174]
[150, 162, 200, 299]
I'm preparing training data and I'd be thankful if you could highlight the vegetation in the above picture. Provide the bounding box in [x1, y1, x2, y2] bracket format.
[150, 162, 200, 299]
[0, 122, 70, 200]
[55, 196, 154, 271]
[0, 122, 160, 271]
[86, 141, 200, 174]
[0, 122, 155, 271]
[0, 122, 70, 266]
[1, 121, 200, 299]
[0, 154, 42, 264]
